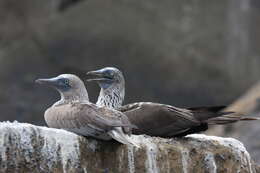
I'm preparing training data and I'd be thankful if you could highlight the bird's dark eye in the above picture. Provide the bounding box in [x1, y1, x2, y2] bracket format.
[109, 71, 114, 76]
[103, 70, 114, 79]
[64, 79, 70, 85]
[105, 69, 114, 76]
[58, 78, 70, 86]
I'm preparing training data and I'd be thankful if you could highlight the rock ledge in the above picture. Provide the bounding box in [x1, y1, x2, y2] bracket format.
[0, 122, 256, 173]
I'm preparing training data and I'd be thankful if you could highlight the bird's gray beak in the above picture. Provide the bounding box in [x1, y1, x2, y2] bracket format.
[35, 77, 59, 86]
[86, 70, 113, 82]
[86, 70, 103, 77]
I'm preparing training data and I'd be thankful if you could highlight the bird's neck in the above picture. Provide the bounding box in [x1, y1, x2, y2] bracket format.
[96, 86, 124, 109]
[54, 88, 90, 106]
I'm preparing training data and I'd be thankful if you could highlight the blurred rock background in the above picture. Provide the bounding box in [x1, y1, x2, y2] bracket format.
[0, 0, 260, 162]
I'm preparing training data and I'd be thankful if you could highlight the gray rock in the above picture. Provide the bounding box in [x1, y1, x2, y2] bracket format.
[0, 122, 256, 173]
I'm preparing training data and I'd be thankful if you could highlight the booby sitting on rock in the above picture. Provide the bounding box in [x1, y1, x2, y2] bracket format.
[36, 74, 139, 147]
[87, 67, 259, 137]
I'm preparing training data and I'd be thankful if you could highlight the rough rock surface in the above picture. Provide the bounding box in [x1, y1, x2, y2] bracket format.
[0, 122, 256, 173]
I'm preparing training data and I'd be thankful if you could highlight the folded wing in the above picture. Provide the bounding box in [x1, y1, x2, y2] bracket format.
[118, 102, 250, 137]
[45, 103, 134, 137]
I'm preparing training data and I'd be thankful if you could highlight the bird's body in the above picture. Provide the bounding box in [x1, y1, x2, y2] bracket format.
[87, 67, 259, 137]
[36, 74, 139, 147]
[45, 102, 132, 140]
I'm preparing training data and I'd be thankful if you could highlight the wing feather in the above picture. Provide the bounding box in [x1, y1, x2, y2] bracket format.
[118, 102, 200, 136]
[44, 103, 134, 133]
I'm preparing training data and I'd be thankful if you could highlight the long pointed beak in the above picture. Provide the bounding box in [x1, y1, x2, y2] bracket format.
[35, 77, 58, 86]
[86, 70, 106, 82]
[86, 70, 103, 76]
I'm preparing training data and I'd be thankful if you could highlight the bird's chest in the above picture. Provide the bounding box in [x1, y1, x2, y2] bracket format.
[44, 105, 75, 127]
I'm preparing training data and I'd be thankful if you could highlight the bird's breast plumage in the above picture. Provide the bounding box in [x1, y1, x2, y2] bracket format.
[44, 103, 110, 138]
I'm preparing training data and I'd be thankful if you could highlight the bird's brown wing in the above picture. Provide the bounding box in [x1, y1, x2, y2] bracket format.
[118, 103, 237, 137]
[118, 102, 202, 137]
[44, 103, 134, 133]
[95, 104, 136, 134]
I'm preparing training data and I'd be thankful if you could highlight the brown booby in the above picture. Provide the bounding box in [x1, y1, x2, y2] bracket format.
[86, 67, 259, 137]
[36, 74, 139, 146]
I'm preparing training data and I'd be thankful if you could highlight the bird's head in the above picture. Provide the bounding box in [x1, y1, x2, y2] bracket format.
[86, 67, 125, 90]
[36, 74, 89, 102]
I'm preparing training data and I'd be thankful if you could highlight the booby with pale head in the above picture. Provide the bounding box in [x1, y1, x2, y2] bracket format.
[87, 67, 259, 137]
[36, 74, 139, 147]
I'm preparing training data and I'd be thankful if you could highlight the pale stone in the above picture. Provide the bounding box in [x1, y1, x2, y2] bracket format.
[0, 122, 257, 173]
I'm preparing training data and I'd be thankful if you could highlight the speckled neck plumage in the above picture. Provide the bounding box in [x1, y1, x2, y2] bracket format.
[96, 83, 125, 109]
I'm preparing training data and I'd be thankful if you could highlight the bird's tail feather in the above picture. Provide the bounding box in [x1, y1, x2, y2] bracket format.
[187, 106, 235, 121]
[108, 127, 140, 148]
[206, 115, 260, 125]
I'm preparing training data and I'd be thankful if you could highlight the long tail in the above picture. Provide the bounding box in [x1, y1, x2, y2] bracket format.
[206, 115, 260, 125]
[108, 127, 140, 148]
[188, 106, 260, 124]
[187, 106, 235, 121]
